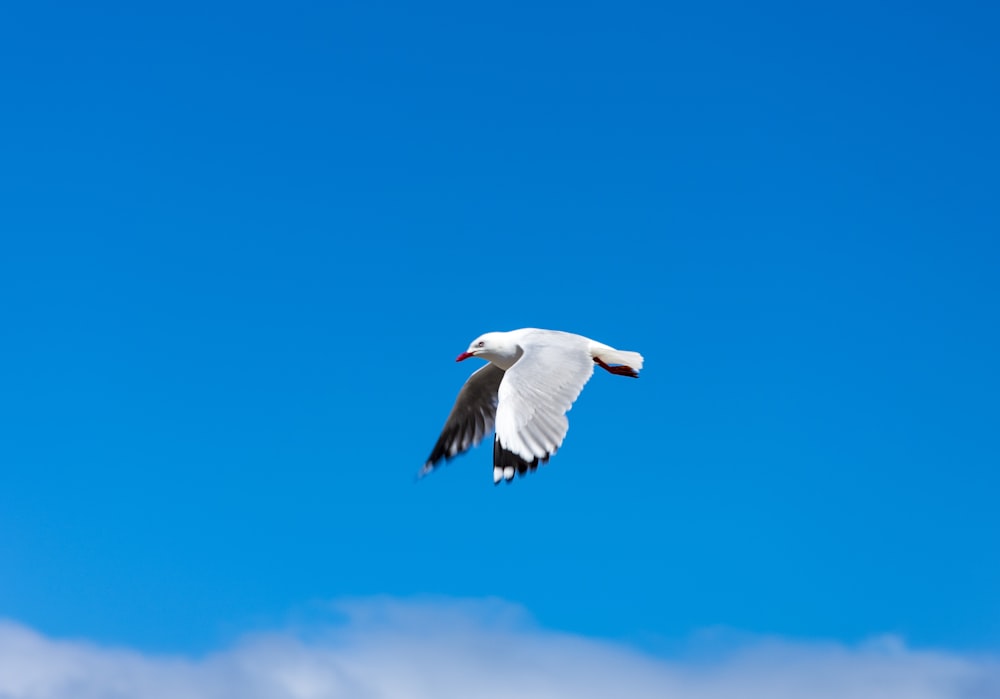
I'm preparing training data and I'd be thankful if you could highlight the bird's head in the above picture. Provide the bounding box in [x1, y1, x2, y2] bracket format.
[456, 332, 500, 362]
[455, 332, 524, 369]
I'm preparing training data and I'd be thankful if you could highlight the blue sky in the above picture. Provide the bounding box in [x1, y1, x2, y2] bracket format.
[1, 0, 999, 690]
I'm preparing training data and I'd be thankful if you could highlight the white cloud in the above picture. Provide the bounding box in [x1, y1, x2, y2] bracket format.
[0, 597, 997, 699]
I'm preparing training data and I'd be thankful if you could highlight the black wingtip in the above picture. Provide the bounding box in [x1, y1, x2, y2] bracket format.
[415, 462, 435, 482]
[493, 438, 552, 483]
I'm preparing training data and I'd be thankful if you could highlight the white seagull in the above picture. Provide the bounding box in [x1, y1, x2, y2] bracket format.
[421, 328, 644, 484]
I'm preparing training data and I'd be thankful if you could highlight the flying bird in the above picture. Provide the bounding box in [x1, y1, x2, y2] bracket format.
[421, 328, 644, 484]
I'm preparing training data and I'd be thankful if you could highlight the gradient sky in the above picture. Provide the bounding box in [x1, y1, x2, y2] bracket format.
[1, 0, 998, 666]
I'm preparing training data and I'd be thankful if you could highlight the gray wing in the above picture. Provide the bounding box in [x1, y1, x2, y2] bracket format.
[420, 363, 505, 477]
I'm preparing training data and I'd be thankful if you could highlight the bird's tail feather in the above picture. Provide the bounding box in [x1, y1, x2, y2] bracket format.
[590, 342, 644, 371]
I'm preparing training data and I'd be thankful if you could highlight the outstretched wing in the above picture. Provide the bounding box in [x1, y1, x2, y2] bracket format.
[420, 363, 505, 477]
[493, 335, 595, 482]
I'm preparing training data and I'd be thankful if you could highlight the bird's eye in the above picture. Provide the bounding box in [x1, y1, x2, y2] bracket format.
[477, 341, 485, 347]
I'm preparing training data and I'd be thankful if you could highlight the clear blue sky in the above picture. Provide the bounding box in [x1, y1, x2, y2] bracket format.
[1, 0, 998, 662]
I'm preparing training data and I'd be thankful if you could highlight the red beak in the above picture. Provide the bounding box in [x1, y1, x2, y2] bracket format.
[456, 351, 473, 362]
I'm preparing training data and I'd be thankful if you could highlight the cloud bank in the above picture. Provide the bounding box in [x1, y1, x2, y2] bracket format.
[0, 597, 997, 699]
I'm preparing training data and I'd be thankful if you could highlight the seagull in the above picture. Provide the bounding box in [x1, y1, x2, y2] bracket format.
[421, 328, 644, 484]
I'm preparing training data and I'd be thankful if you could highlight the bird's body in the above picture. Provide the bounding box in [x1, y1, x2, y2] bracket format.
[421, 328, 643, 484]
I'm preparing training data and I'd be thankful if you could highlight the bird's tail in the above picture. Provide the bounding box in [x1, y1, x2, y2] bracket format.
[589, 342, 644, 371]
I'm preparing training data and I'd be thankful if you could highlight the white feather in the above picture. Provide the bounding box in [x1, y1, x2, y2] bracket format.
[494, 329, 596, 463]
